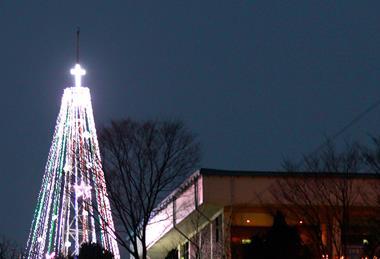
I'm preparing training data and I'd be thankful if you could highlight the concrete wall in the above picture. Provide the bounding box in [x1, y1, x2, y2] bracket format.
[147, 171, 380, 258]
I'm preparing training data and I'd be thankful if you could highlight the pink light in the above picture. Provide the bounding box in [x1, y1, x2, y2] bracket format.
[74, 182, 92, 198]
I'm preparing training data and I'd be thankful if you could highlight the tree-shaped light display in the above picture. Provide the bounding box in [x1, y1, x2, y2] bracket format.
[25, 63, 120, 259]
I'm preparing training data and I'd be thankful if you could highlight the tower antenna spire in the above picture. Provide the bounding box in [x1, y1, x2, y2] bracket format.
[76, 27, 80, 63]
[71, 27, 86, 87]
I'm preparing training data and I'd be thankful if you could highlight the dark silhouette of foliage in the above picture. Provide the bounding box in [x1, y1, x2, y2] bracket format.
[46, 243, 112, 259]
[264, 211, 309, 259]
[0, 236, 21, 259]
[78, 242, 113, 259]
[164, 248, 178, 259]
[55, 253, 73, 259]
[243, 235, 265, 258]
[244, 211, 311, 259]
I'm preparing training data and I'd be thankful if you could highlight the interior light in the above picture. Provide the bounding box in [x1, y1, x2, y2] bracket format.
[241, 239, 252, 244]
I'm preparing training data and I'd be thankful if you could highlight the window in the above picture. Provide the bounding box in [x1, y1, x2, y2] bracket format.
[180, 242, 189, 259]
[215, 215, 222, 242]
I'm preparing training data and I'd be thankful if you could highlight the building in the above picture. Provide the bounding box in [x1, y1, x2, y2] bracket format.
[146, 168, 380, 258]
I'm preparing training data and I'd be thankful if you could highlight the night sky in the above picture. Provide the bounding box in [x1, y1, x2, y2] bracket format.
[1, 0, 380, 248]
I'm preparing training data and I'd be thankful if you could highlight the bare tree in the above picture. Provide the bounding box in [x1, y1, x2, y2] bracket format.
[98, 119, 200, 259]
[186, 210, 225, 259]
[272, 142, 365, 258]
[359, 136, 380, 257]
[362, 136, 380, 174]
[0, 236, 21, 259]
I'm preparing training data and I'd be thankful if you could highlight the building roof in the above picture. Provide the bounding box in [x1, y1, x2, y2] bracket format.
[199, 167, 380, 178]
[148, 168, 380, 257]
[156, 168, 378, 214]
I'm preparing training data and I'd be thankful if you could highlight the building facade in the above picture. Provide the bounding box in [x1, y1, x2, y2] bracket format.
[146, 168, 380, 259]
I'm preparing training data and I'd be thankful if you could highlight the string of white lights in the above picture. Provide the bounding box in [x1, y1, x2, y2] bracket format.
[26, 64, 120, 259]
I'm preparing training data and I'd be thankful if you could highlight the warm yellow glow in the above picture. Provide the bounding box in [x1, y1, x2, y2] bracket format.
[241, 239, 252, 244]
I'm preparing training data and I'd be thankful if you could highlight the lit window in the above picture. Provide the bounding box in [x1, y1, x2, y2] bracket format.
[241, 239, 252, 244]
[180, 242, 189, 259]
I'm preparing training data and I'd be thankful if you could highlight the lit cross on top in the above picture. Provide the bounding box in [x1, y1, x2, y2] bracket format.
[70, 64, 86, 87]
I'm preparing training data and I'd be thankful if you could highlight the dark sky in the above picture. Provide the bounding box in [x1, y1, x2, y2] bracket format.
[1, 0, 380, 247]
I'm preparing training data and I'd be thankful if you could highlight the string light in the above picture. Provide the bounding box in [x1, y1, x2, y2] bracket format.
[25, 64, 120, 258]
[74, 182, 92, 199]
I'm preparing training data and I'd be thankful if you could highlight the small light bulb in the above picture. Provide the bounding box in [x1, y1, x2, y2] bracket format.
[63, 164, 71, 173]
[83, 131, 91, 139]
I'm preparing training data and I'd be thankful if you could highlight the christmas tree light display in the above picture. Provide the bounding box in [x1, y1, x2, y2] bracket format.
[25, 63, 120, 259]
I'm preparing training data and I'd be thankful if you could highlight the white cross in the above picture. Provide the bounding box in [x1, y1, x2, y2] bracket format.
[70, 64, 86, 87]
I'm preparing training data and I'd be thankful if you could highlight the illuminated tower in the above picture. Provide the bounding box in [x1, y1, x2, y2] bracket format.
[26, 34, 120, 259]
